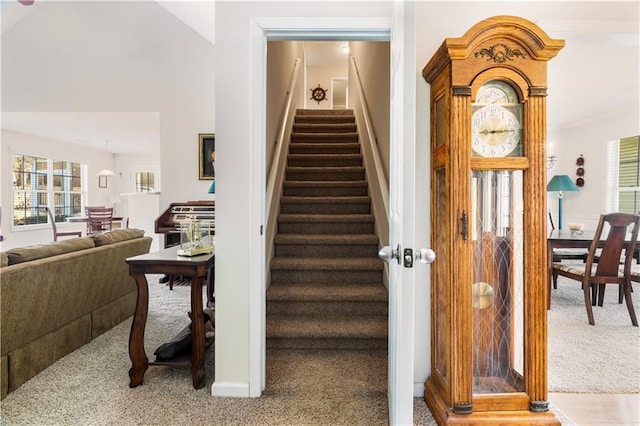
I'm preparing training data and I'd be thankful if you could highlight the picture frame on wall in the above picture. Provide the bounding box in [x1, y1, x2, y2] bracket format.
[199, 134, 215, 180]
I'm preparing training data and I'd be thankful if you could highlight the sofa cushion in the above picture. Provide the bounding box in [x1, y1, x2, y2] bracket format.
[0, 252, 8, 268]
[5, 237, 95, 265]
[92, 229, 145, 247]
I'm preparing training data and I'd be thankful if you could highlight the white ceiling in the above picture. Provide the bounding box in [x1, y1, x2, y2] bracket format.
[1, 1, 638, 154]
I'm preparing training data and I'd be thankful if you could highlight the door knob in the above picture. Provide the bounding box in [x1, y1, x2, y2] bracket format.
[416, 248, 436, 264]
[378, 244, 401, 264]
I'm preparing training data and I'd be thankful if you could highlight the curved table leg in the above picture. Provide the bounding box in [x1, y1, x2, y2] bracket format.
[128, 272, 149, 387]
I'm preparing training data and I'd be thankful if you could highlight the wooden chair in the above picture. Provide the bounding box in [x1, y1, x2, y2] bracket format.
[46, 207, 82, 241]
[552, 213, 639, 326]
[85, 207, 114, 235]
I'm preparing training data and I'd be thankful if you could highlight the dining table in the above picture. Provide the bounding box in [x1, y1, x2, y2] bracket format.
[547, 228, 640, 309]
[547, 229, 595, 309]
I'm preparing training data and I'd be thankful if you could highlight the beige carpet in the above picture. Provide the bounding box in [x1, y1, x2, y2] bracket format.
[0, 275, 435, 425]
[548, 276, 640, 393]
[0, 274, 584, 425]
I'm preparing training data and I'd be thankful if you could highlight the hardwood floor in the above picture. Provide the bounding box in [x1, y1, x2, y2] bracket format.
[549, 393, 640, 425]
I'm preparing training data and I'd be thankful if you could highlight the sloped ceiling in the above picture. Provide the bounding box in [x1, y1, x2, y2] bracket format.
[1, 1, 639, 154]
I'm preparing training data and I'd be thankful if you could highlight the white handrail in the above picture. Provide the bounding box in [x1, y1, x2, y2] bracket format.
[265, 58, 302, 271]
[350, 56, 389, 244]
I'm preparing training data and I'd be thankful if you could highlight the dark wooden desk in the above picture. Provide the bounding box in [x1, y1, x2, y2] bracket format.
[125, 245, 214, 389]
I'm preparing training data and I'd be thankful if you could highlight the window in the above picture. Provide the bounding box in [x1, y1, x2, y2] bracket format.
[12, 154, 84, 227]
[607, 136, 640, 214]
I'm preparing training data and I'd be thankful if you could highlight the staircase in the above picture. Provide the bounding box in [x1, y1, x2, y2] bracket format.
[267, 109, 388, 350]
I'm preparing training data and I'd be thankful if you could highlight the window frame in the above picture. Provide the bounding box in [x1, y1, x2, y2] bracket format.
[607, 136, 640, 214]
[12, 153, 86, 230]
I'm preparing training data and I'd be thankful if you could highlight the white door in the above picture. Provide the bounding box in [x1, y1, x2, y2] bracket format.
[383, 2, 434, 424]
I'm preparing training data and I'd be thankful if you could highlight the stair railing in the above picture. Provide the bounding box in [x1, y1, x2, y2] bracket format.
[265, 58, 302, 275]
[349, 57, 389, 245]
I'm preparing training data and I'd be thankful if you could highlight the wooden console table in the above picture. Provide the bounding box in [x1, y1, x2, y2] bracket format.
[125, 245, 214, 389]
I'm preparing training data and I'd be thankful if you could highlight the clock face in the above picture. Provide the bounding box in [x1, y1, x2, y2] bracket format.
[472, 105, 521, 157]
[472, 80, 522, 157]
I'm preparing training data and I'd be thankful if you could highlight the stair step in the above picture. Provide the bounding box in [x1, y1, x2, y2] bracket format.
[296, 108, 354, 116]
[291, 132, 358, 143]
[286, 166, 365, 181]
[275, 234, 379, 256]
[288, 143, 360, 155]
[283, 180, 368, 197]
[270, 257, 383, 284]
[292, 123, 357, 133]
[267, 281, 387, 302]
[280, 196, 371, 215]
[277, 214, 374, 234]
[266, 314, 387, 340]
[267, 337, 387, 350]
[271, 256, 383, 271]
[287, 154, 363, 167]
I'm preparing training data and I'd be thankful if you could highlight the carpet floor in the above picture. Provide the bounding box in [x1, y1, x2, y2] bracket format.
[1, 275, 603, 425]
[0, 276, 436, 425]
[548, 276, 640, 393]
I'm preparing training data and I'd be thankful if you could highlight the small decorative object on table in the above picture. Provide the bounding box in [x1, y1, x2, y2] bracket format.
[568, 222, 585, 237]
[177, 219, 213, 256]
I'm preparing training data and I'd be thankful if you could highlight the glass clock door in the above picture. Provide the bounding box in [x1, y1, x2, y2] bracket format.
[471, 170, 525, 394]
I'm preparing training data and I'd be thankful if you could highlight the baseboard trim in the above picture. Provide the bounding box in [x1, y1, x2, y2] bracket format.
[211, 381, 250, 398]
[414, 381, 425, 398]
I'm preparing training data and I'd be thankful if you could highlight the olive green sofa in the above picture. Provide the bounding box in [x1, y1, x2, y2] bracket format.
[0, 229, 152, 399]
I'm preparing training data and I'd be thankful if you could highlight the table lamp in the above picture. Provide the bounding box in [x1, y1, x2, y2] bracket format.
[547, 174, 579, 229]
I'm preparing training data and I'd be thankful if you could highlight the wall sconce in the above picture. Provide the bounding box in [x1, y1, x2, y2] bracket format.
[98, 169, 115, 188]
[547, 155, 557, 169]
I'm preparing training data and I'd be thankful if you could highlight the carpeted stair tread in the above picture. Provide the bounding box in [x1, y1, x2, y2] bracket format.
[296, 108, 353, 115]
[275, 233, 378, 245]
[292, 123, 357, 132]
[281, 195, 370, 204]
[283, 180, 368, 196]
[278, 214, 374, 223]
[294, 116, 356, 124]
[287, 154, 363, 167]
[287, 153, 363, 161]
[271, 256, 383, 271]
[266, 315, 387, 339]
[291, 133, 358, 143]
[267, 281, 387, 302]
[288, 143, 361, 155]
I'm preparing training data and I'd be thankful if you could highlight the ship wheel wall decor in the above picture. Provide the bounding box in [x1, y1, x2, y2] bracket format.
[310, 85, 328, 104]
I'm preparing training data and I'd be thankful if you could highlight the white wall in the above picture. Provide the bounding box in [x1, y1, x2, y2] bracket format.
[306, 65, 347, 109]
[548, 104, 640, 229]
[349, 41, 391, 183]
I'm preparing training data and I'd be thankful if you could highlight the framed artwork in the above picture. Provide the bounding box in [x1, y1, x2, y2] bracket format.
[98, 176, 108, 188]
[199, 134, 215, 180]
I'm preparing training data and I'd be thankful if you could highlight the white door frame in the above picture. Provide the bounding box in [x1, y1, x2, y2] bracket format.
[250, 15, 414, 424]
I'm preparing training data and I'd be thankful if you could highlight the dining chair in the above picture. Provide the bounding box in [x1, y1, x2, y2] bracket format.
[85, 207, 114, 235]
[552, 212, 639, 326]
[45, 207, 82, 241]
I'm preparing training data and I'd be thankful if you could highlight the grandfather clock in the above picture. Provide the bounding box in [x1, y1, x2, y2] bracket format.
[422, 16, 564, 424]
